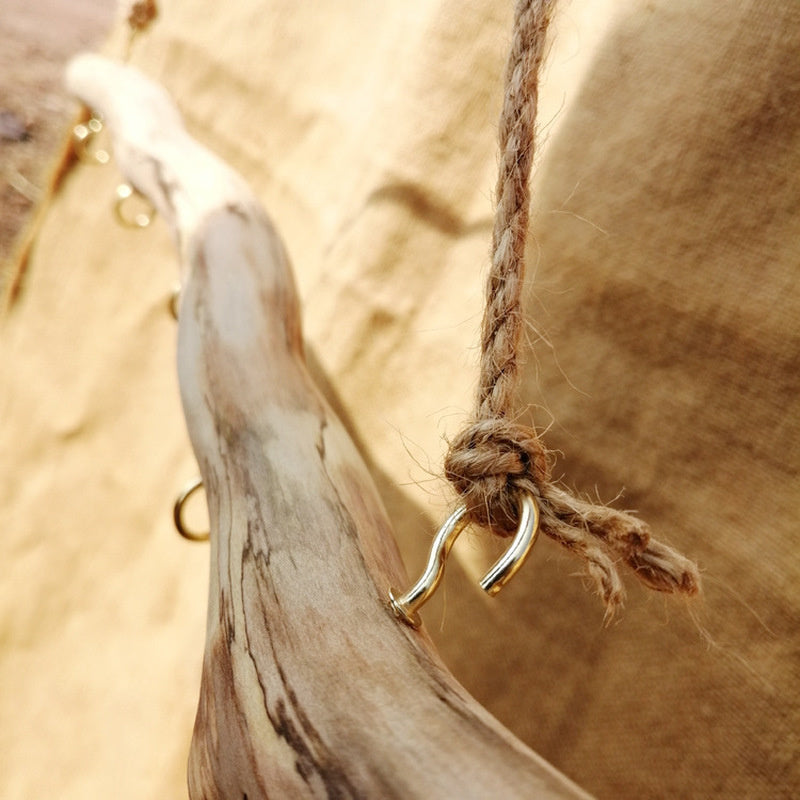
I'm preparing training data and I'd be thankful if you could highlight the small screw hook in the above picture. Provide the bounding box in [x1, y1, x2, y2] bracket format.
[73, 117, 110, 165]
[389, 492, 539, 629]
[173, 477, 209, 542]
[113, 183, 155, 228]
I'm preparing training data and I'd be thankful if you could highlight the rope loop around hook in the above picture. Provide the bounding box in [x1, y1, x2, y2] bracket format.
[444, 418, 549, 535]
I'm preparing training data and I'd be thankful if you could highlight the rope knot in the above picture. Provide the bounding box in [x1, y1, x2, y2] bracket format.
[444, 418, 550, 535]
[437, 0, 699, 612]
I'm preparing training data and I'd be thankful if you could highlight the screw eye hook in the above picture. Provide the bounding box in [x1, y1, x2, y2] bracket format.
[113, 183, 155, 228]
[389, 492, 539, 629]
[173, 477, 209, 542]
[73, 117, 111, 165]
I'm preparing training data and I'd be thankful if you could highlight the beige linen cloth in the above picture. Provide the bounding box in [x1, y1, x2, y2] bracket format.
[1, 1, 798, 797]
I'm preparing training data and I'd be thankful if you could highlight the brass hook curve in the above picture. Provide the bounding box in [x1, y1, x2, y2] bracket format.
[113, 183, 155, 228]
[389, 492, 540, 629]
[173, 477, 209, 542]
[168, 284, 181, 320]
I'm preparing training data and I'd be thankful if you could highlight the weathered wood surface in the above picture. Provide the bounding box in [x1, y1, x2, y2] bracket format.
[67, 54, 591, 799]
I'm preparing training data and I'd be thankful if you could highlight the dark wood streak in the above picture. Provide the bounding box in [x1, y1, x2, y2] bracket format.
[240, 522, 361, 799]
[190, 603, 267, 799]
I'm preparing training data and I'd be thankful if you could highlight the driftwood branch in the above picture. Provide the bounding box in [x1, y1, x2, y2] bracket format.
[67, 54, 590, 799]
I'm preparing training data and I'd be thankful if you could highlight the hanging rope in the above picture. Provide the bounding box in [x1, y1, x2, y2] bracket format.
[444, 0, 700, 615]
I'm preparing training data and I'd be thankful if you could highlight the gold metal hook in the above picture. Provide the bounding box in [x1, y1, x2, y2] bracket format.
[72, 117, 110, 165]
[113, 183, 155, 228]
[389, 492, 540, 629]
[173, 477, 209, 542]
[168, 284, 181, 320]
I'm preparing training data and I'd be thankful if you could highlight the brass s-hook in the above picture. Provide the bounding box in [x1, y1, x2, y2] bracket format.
[389, 492, 539, 629]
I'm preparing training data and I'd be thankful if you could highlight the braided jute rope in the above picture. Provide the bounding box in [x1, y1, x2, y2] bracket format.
[443, 0, 700, 615]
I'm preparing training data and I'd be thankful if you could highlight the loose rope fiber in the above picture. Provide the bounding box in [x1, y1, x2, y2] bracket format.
[444, 0, 700, 615]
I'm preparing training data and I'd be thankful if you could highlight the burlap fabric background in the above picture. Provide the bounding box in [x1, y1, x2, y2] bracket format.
[2, 1, 798, 797]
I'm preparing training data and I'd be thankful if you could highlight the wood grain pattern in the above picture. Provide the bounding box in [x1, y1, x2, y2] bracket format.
[67, 54, 591, 799]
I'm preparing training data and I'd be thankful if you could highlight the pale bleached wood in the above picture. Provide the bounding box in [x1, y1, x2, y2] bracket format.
[67, 54, 592, 800]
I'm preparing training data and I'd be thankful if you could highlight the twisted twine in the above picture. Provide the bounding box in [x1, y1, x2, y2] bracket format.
[443, 0, 700, 615]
